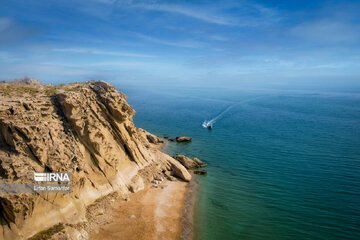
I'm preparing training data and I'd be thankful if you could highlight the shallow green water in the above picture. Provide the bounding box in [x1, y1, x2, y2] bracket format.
[121, 86, 360, 240]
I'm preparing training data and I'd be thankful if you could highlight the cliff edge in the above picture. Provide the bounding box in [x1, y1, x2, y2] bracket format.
[0, 80, 192, 239]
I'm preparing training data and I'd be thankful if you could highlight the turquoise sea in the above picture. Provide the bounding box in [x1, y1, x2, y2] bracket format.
[121, 85, 360, 240]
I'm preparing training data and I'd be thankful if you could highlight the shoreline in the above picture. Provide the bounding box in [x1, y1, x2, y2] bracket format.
[88, 140, 198, 240]
[160, 139, 195, 240]
[90, 180, 189, 240]
[181, 174, 198, 240]
[161, 138, 198, 240]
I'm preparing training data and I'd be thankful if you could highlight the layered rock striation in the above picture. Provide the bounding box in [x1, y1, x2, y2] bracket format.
[0, 80, 192, 239]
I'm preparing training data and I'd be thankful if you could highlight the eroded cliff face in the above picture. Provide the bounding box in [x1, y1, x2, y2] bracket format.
[0, 81, 191, 239]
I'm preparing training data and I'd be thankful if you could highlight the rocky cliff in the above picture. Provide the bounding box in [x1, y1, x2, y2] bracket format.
[0, 80, 193, 239]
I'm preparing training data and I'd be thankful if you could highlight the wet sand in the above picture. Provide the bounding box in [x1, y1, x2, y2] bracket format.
[180, 175, 198, 240]
[91, 180, 188, 240]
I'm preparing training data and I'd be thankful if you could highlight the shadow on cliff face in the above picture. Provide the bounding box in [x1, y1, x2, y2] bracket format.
[0, 197, 15, 228]
[0, 80, 197, 239]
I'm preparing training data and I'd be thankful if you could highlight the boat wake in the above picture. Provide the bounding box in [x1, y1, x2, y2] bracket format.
[202, 120, 213, 129]
[202, 96, 264, 129]
[202, 103, 234, 129]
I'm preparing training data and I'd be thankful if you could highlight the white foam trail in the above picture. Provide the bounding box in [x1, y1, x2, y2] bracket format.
[202, 96, 264, 128]
[202, 121, 208, 128]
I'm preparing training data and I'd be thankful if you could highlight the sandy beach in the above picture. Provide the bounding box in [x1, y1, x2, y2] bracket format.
[90, 180, 189, 240]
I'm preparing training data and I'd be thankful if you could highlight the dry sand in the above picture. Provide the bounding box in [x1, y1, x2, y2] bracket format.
[90, 180, 188, 240]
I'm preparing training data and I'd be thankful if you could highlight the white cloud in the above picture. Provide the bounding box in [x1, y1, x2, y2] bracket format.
[290, 19, 360, 43]
[210, 35, 229, 41]
[0, 51, 19, 62]
[126, 1, 282, 28]
[133, 33, 204, 48]
[52, 48, 156, 57]
[132, 3, 235, 25]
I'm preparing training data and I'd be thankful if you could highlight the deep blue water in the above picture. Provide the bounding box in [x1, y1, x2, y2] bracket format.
[120, 85, 360, 240]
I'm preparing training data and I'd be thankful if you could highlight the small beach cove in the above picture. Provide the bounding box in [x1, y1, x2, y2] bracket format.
[90, 180, 189, 240]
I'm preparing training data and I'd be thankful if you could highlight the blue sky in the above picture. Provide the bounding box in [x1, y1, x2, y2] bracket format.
[0, 0, 359, 88]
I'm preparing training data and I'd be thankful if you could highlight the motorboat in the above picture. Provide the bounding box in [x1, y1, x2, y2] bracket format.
[202, 120, 213, 129]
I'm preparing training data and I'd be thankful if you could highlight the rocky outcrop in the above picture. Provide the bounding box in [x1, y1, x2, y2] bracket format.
[175, 155, 207, 169]
[176, 136, 192, 142]
[193, 157, 208, 168]
[0, 80, 192, 239]
[163, 154, 192, 182]
[145, 133, 164, 145]
[13, 77, 42, 86]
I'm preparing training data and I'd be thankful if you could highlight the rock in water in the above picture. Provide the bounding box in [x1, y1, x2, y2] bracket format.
[176, 155, 207, 169]
[146, 134, 164, 144]
[0, 80, 192, 239]
[175, 136, 192, 142]
[194, 170, 207, 175]
[193, 157, 208, 168]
